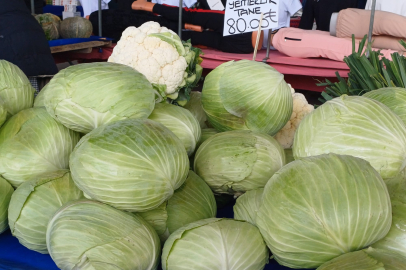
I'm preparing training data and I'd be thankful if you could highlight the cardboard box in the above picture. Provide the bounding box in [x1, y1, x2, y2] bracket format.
[64, 4, 77, 12]
[53, 0, 81, 5]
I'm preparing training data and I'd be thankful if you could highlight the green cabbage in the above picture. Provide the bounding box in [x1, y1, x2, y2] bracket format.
[293, 95, 406, 179]
[201, 60, 293, 135]
[317, 247, 406, 270]
[233, 188, 263, 225]
[0, 108, 80, 188]
[46, 200, 160, 270]
[139, 171, 216, 242]
[194, 130, 285, 195]
[363, 87, 406, 124]
[148, 103, 201, 156]
[70, 119, 189, 212]
[35, 62, 155, 134]
[372, 170, 406, 257]
[8, 170, 83, 253]
[0, 60, 35, 116]
[284, 148, 295, 163]
[183, 91, 207, 128]
[0, 99, 7, 128]
[256, 154, 392, 269]
[0, 177, 13, 234]
[196, 128, 218, 149]
[162, 218, 269, 270]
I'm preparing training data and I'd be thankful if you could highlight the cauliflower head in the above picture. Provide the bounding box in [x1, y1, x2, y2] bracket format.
[275, 85, 314, 149]
[108, 22, 188, 97]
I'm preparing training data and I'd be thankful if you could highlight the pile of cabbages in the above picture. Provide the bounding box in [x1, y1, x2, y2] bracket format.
[1, 52, 406, 270]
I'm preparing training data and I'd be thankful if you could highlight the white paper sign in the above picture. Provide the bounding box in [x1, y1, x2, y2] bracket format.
[207, 0, 225, 10]
[223, 0, 279, 36]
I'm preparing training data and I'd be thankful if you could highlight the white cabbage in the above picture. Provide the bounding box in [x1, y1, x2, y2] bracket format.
[139, 171, 216, 242]
[8, 170, 83, 253]
[0, 108, 80, 188]
[69, 119, 189, 212]
[0, 177, 13, 234]
[293, 95, 406, 179]
[256, 154, 392, 269]
[202, 60, 293, 135]
[233, 188, 263, 225]
[35, 62, 155, 134]
[183, 91, 207, 128]
[162, 218, 269, 270]
[46, 200, 160, 270]
[148, 103, 201, 156]
[194, 130, 285, 195]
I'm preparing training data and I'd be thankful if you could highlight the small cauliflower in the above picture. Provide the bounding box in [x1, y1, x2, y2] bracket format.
[108, 22, 203, 104]
[275, 85, 314, 149]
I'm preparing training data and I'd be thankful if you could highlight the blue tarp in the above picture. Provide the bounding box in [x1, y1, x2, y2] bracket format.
[0, 205, 302, 270]
[48, 36, 113, 47]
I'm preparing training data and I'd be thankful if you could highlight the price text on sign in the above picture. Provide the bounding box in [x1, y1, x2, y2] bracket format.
[223, 0, 279, 36]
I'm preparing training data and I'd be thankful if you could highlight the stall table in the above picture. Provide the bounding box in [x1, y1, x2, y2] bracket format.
[52, 45, 349, 92]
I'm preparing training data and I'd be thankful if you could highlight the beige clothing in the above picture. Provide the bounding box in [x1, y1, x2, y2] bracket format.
[336, 8, 406, 52]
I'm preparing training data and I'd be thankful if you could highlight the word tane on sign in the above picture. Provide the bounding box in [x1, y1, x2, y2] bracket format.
[223, 0, 279, 36]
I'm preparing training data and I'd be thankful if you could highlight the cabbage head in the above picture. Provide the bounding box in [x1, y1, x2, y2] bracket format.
[8, 170, 82, 253]
[256, 153, 392, 269]
[0, 108, 80, 188]
[183, 91, 207, 128]
[70, 119, 189, 212]
[293, 95, 406, 179]
[317, 247, 406, 270]
[233, 188, 263, 225]
[46, 200, 160, 270]
[372, 170, 406, 257]
[36, 62, 155, 134]
[194, 130, 285, 195]
[139, 171, 216, 242]
[0, 177, 13, 234]
[201, 60, 293, 135]
[148, 103, 201, 156]
[363, 87, 406, 124]
[0, 100, 7, 128]
[0, 60, 35, 116]
[162, 218, 269, 270]
[196, 128, 218, 149]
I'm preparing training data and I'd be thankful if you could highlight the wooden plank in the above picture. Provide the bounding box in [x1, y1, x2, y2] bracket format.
[51, 40, 112, 54]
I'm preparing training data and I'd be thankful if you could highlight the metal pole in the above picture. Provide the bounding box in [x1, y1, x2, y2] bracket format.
[366, 0, 376, 57]
[98, 0, 102, 37]
[30, 0, 35, 14]
[178, 0, 182, 39]
[262, 29, 272, 63]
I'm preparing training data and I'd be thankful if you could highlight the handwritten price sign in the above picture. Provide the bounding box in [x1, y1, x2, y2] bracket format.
[223, 0, 279, 36]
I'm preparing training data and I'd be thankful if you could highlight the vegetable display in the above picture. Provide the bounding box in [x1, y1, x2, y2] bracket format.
[70, 119, 189, 212]
[194, 130, 285, 195]
[139, 171, 216, 242]
[201, 60, 293, 135]
[8, 170, 83, 253]
[59, 17, 93, 39]
[256, 154, 392, 268]
[35, 13, 60, 41]
[162, 218, 269, 270]
[148, 103, 201, 156]
[293, 95, 406, 179]
[108, 22, 203, 105]
[35, 62, 155, 134]
[0, 60, 35, 117]
[3, 28, 406, 270]
[46, 200, 160, 270]
[0, 108, 80, 188]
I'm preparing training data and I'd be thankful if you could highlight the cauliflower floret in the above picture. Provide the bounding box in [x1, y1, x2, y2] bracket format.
[108, 22, 187, 95]
[275, 85, 314, 149]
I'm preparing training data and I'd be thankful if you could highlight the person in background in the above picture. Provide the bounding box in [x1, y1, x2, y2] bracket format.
[24, 0, 44, 14]
[365, 0, 406, 17]
[0, 0, 58, 89]
[299, 0, 357, 31]
[80, 0, 119, 18]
